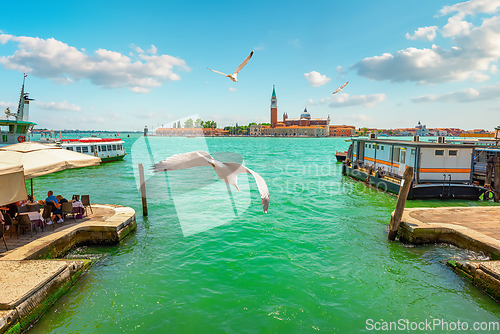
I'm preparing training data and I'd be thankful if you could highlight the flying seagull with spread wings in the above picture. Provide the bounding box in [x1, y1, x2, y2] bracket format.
[332, 81, 349, 95]
[152, 151, 269, 213]
[207, 50, 254, 82]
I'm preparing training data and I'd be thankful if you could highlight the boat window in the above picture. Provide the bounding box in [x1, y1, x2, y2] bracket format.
[381, 145, 384, 151]
[98, 145, 101, 152]
[400, 150, 406, 164]
[67, 147, 73, 151]
[0, 125, 8, 133]
[365, 144, 368, 148]
[76, 146, 82, 153]
[411, 149, 416, 155]
[435, 149, 444, 156]
[393, 147, 400, 163]
[107, 145, 112, 151]
[91, 146, 94, 153]
[449, 150, 458, 156]
[102, 145, 107, 152]
[112, 145, 117, 150]
[2, 135, 6, 143]
[82, 146, 89, 153]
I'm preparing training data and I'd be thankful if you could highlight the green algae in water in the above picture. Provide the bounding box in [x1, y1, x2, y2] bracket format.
[26, 135, 500, 333]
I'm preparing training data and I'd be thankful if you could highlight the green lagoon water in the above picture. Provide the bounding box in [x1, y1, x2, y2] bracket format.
[26, 134, 500, 333]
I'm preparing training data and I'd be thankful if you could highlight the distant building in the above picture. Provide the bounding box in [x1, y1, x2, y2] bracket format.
[257, 86, 331, 137]
[155, 127, 227, 137]
[329, 125, 355, 137]
[415, 121, 428, 136]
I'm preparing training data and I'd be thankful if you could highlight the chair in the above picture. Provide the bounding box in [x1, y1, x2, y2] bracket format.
[27, 203, 41, 213]
[72, 195, 80, 201]
[17, 214, 36, 238]
[42, 205, 53, 230]
[3, 213, 17, 238]
[81, 195, 93, 215]
[0, 224, 7, 251]
[17, 206, 28, 214]
[62, 202, 76, 223]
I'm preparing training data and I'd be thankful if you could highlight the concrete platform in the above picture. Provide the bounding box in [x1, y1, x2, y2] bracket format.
[0, 204, 136, 334]
[398, 206, 500, 304]
[399, 206, 500, 258]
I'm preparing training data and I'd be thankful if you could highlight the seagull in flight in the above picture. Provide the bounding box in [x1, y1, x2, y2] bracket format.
[332, 81, 348, 95]
[152, 151, 269, 213]
[207, 50, 254, 82]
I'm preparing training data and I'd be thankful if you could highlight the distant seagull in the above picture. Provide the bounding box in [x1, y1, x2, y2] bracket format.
[207, 50, 254, 82]
[152, 150, 269, 213]
[332, 81, 349, 95]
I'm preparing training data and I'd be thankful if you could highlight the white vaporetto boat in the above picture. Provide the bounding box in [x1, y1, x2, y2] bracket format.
[60, 137, 126, 162]
[0, 75, 36, 147]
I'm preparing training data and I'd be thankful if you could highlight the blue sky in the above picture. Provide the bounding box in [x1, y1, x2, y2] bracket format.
[1, 0, 499, 131]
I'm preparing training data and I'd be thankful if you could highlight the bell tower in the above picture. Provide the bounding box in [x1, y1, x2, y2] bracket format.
[270, 85, 277, 128]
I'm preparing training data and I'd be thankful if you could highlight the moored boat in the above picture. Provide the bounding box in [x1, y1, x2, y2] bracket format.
[60, 138, 126, 162]
[0, 76, 36, 147]
[342, 136, 485, 199]
[335, 151, 347, 162]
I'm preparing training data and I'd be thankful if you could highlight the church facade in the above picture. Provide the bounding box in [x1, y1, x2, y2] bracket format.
[251, 86, 330, 137]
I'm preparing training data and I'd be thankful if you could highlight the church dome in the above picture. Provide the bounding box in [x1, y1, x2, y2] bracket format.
[300, 108, 311, 119]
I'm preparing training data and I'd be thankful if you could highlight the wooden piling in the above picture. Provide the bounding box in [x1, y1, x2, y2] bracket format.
[494, 156, 500, 203]
[138, 163, 148, 216]
[388, 166, 414, 241]
[486, 156, 494, 187]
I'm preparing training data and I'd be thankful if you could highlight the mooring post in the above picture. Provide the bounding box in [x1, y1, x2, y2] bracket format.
[138, 163, 148, 216]
[486, 156, 494, 187]
[388, 166, 414, 241]
[494, 156, 500, 203]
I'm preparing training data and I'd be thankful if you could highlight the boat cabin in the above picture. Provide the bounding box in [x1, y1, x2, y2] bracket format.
[344, 137, 483, 199]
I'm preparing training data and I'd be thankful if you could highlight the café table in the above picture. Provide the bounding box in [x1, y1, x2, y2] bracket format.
[72, 201, 85, 215]
[18, 211, 44, 230]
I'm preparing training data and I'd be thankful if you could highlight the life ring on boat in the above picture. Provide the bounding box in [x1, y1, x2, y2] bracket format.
[17, 136, 26, 143]
[484, 190, 494, 200]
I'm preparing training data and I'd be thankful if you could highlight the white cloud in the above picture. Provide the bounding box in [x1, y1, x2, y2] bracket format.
[135, 46, 144, 53]
[441, 16, 473, 37]
[438, 0, 500, 18]
[406, 26, 438, 41]
[254, 44, 265, 51]
[307, 98, 316, 106]
[228, 87, 237, 92]
[0, 34, 190, 93]
[148, 45, 157, 54]
[411, 82, 500, 103]
[304, 71, 331, 87]
[0, 101, 16, 109]
[336, 66, 344, 76]
[491, 64, 498, 73]
[35, 100, 82, 111]
[352, 3, 500, 84]
[327, 93, 387, 108]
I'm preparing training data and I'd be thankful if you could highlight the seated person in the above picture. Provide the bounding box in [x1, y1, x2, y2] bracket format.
[27, 195, 37, 204]
[44, 191, 62, 224]
[56, 195, 69, 222]
[5, 202, 17, 219]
